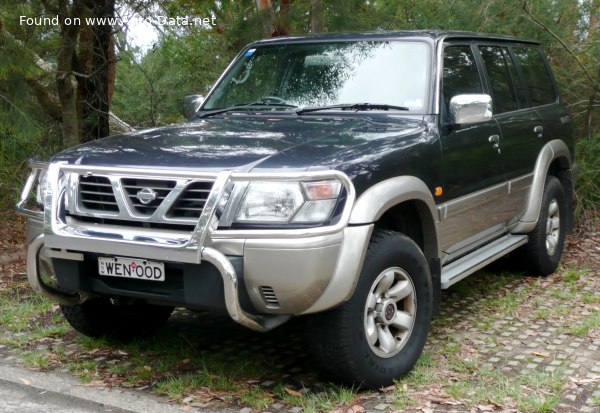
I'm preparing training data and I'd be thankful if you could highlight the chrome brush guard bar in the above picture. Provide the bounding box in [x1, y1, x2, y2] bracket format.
[17, 162, 356, 332]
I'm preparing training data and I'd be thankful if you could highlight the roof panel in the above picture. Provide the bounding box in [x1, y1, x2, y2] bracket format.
[248, 30, 539, 46]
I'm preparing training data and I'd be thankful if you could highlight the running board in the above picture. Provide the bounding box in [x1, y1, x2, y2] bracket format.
[441, 234, 528, 289]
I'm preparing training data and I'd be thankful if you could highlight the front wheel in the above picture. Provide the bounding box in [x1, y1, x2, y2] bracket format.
[60, 298, 174, 339]
[306, 229, 432, 389]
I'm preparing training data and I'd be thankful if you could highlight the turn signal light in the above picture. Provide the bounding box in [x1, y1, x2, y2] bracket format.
[302, 180, 342, 200]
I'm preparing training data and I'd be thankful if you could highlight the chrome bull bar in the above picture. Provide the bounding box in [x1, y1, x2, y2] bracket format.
[27, 232, 290, 332]
[20, 163, 355, 332]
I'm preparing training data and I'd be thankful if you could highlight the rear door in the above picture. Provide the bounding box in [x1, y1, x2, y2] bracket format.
[501, 46, 555, 178]
[476, 44, 544, 223]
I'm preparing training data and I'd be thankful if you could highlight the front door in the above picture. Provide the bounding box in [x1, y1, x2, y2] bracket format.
[438, 44, 506, 256]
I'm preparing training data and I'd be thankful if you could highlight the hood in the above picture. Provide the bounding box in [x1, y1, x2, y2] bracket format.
[53, 115, 425, 174]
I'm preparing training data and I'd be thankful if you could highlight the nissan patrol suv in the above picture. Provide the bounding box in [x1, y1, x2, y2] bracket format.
[17, 31, 574, 388]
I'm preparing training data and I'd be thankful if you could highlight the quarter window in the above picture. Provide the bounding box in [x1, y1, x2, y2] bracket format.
[479, 46, 518, 114]
[512, 47, 556, 106]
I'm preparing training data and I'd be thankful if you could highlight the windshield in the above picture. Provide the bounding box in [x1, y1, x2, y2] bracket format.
[202, 40, 431, 113]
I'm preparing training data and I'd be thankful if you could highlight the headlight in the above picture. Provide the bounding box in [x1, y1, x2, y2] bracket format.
[235, 182, 304, 223]
[234, 179, 342, 224]
[16, 161, 49, 218]
[35, 168, 48, 206]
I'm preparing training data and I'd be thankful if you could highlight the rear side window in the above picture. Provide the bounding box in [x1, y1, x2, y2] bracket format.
[512, 47, 556, 106]
[478, 46, 518, 114]
[442, 45, 483, 111]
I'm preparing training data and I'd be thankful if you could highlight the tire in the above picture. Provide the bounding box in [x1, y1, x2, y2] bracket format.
[60, 298, 173, 339]
[306, 229, 433, 389]
[518, 176, 567, 276]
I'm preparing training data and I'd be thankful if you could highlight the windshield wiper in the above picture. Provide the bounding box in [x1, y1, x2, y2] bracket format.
[197, 100, 298, 119]
[296, 103, 410, 115]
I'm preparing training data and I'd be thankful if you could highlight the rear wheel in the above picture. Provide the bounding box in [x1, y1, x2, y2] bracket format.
[60, 298, 173, 339]
[517, 176, 567, 276]
[306, 229, 432, 389]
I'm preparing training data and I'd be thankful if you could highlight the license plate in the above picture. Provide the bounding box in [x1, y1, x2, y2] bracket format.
[98, 257, 165, 282]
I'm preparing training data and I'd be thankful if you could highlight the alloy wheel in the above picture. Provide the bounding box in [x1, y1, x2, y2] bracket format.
[364, 267, 416, 358]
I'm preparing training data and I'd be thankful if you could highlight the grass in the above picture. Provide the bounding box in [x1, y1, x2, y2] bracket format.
[22, 349, 53, 370]
[239, 386, 273, 410]
[561, 268, 586, 284]
[565, 309, 600, 336]
[274, 384, 356, 413]
[154, 373, 219, 399]
[0, 294, 55, 333]
[426, 366, 565, 412]
[533, 307, 551, 321]
[418, 336, 565, 410]
[518, 371, 566, 413]
[582, 291, 600, 304]
[391, 349, 439, 409]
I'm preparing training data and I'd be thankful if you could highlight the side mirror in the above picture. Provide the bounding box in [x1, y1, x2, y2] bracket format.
[183, 95, 205, 120]
[449, 94, 492, 125]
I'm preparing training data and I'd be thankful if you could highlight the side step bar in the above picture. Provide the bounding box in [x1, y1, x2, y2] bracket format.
[441, 234, 528, 289]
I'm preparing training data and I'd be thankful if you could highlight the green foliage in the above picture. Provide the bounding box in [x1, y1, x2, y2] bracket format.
[112, 30, 230, 127]
[574, 134, 600, 218]
[0, 0, 64, 207]
[0, 126, 62, 208]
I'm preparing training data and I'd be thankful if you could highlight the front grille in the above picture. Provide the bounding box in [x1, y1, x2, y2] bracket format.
[79, 176, 119, 212]
[69, 215, 196, 232]
[121, 178, 176, 216]
[168, 181, 213, 220]
[73, 174, 215, 227]
[259, 286, 280, 308]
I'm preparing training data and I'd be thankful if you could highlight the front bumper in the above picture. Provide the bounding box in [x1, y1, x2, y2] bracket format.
[25, 217, 372, 331]
[20, 164, 371, 332]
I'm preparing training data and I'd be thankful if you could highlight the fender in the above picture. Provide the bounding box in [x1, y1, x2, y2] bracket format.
[511, 139, 573, 234]
[350, 176, 440, 259]
[303, 177, 441, 314]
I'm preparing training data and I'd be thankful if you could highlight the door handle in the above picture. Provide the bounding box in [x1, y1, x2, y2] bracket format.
[534, 125, 543, 138]
[488, 134, 501, 154]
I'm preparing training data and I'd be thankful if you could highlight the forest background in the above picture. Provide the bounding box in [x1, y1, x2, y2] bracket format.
[1, 0, 599, 217]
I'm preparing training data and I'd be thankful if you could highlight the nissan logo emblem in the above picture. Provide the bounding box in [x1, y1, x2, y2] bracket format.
[136, 188, 157, 205]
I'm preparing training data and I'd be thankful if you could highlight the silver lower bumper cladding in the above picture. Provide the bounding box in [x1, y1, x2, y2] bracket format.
[200, 247, 290, 332]
[27, 234, 290, 332]
[27, 235, 82, 306]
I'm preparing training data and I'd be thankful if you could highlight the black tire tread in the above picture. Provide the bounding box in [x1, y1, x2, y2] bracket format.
[519, 176, 566, 276]
[60, 299, 173, 339]
[306, 229, 432, 388]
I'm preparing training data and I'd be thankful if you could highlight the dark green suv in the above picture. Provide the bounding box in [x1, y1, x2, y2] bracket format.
[18, 31, 574, 388]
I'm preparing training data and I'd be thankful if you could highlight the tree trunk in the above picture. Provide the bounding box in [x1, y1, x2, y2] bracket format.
[78, 0, 115, 142]
[1, 17, 130, 135]
[56, 0, 82, 148]
[310, 0, 323, 33]
[255, 0, 273, 36]
[275, 0, 290, 36]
